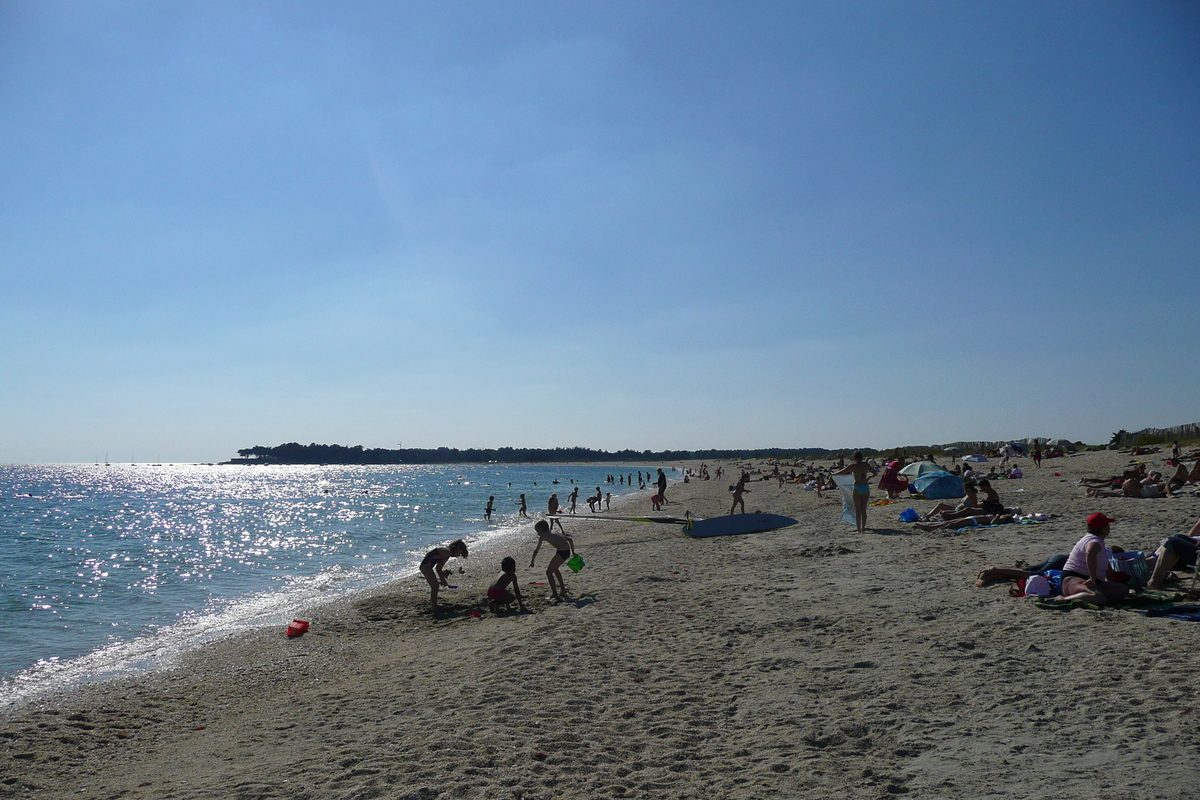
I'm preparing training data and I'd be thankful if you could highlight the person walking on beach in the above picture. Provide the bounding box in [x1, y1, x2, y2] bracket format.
[834, 452, 877, 534]
[529, 520, 575, 601]
[568, 486, 579, 514]
[656, 469, 667, 503]
[1032, 443, 1042, 468]
[484, 496, 495, 521]
[419, 539, 468, 613]
[517, 494, 528, 518]
[547, 493, 565, 532]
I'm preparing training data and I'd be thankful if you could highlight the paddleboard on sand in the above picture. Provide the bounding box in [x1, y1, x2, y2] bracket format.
[684, 513, 798, 538]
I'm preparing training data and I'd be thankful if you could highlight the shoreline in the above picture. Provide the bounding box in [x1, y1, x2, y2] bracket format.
[0, 467, 680, 713]
[3, 453, 1198, 799]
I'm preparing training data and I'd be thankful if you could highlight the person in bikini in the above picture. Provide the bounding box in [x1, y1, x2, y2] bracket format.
[487, 556, 525, 613]
[419, 539, 468, 613]
[834, 452, 877, 533]
[915, 513, 1014, 532]
[529, 520, 575, 600]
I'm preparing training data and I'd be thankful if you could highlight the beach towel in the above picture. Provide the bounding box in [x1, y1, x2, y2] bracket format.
[1034, 589, 1181, 612]
[832, 474, 856, 527]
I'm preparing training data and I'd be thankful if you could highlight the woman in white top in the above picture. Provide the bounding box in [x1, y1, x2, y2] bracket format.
[1049, 513, 1128, 605]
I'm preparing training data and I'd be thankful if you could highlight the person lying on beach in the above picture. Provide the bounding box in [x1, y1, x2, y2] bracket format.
[1078, 468, 1141, 489]
[921, 480, 983, 521]
[729, 475, 750, 514]
[1086, 477, 1151, 498]
[915, 513, 1014, 531]
[487, 556, 525, 613]
[974, 553, 1069, 588]
[1044, 513, 1128, 606]
[420, 539, 469, 613]
[529, 520, 575, 601]
[1145, 517, 1200, 590]
[1138, 473, 1173, 498]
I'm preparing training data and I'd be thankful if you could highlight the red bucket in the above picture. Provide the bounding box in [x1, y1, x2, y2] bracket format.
[286, 619, 310, 638]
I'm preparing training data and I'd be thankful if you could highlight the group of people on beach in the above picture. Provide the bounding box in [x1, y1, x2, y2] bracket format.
[975, 513, 1200, 606]
[970, 441, 1200, 606]
[418, 519, 579, 614]
[481, 469, 670, 523]
[1081, 459, 1200, 499]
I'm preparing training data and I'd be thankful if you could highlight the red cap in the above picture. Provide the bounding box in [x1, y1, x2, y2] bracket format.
[1087, 512, 1116, 531]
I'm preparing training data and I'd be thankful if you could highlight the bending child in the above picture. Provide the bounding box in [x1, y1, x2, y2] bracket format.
[529, 519, 575, 600]
[419, 539, 468, 613]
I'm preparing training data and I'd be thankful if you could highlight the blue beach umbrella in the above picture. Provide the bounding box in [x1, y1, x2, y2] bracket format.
[911, 471, 966, 500]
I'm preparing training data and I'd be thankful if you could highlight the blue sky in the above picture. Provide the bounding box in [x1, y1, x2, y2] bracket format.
[1, 1, 1197, 462]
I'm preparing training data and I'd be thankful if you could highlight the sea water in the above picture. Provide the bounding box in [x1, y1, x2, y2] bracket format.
[0, 462, 650, 708]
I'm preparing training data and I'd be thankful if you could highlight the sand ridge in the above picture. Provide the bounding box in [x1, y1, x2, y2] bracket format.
[1, 450, 1199, 799]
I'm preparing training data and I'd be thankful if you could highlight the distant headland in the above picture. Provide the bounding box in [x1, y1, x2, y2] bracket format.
[224, 422, 1199, 465]
[224, 443, 836, 465]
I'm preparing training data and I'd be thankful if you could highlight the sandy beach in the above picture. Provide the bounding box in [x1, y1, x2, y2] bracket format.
[2, 449, 1199, 799]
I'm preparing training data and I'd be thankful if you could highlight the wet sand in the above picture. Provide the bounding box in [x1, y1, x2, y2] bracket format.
[2, 449, 1198, 799]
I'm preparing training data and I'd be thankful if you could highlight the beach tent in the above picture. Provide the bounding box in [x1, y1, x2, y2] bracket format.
[962, 454, 989, 463]
[899, 461, 944, 479]
[911, 471, 965, 500]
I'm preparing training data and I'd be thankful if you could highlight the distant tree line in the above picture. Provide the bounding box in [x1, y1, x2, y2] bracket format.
[230, 443, 836, 465]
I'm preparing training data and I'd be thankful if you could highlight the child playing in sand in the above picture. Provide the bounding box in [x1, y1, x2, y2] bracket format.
[487, 557, 525, 613]
[529, 519, 575, 600]
[419, 539, 468, 613]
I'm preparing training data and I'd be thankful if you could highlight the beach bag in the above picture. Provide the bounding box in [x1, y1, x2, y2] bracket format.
[1023, 575, 1052, 597]
[899, 508, 920, 523]
[1109, 552, 1151, 588]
